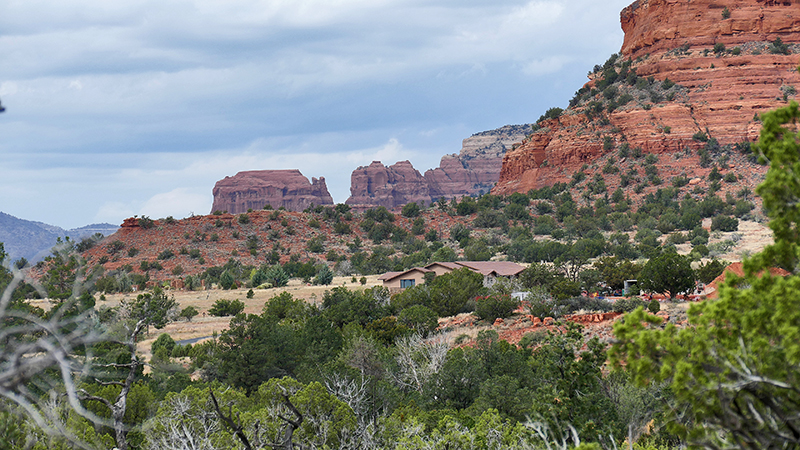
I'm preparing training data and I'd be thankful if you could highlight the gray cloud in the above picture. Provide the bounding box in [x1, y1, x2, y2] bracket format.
[0, 0, 632, 228]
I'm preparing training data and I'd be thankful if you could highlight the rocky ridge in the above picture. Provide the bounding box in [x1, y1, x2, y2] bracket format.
[71, 208, 477, 287]
[493, 0, 800, 196]
[0, 211, 118, 262]
[211, 170, 333, 214]
[346, 124, 531, 210]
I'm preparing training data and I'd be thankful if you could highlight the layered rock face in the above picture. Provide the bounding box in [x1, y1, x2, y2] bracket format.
[347, 125, 531, 209]
[345, 161, 432, 209]
[494, 0, 800, 195]
[211, 170, 333, 214]
[425, 125, 529, 200]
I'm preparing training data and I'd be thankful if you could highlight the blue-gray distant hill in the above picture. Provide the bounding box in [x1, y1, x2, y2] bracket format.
[0, 212, 118, 263]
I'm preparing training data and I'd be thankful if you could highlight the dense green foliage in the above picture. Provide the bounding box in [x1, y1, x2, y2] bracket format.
[612, 99, 800, 449]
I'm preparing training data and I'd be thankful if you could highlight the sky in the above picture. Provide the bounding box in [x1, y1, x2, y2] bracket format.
[0, 0, 633, 230]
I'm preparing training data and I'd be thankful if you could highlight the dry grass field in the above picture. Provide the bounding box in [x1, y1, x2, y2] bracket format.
[28, 275, 383, 360]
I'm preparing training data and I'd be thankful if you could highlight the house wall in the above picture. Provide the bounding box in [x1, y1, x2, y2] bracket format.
[426, 263, 455, 277]
[381, 269, 428, 289]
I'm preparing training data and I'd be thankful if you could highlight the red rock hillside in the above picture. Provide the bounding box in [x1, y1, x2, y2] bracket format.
[67, 208, 480, 286]
[347, 124, 531, 210]
[493, 0, 800, 196]
[211, 169, 333, 214]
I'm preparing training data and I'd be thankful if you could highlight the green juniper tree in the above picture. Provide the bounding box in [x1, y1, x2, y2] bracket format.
[611, 99, 800, 449]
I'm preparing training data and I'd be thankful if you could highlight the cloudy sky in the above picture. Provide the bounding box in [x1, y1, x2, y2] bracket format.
[1, 0, 632, 229]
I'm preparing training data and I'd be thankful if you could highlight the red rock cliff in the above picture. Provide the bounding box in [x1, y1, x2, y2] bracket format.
[493, 0, 800, 195]
[345, 161, 432, 210]
[211, 169, 333, 214]
[347, 124, 530, 209]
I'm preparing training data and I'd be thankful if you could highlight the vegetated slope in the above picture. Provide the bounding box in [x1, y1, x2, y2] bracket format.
[493, 0, 800, 200]
[70, 205, 498, 288]
[0, 211, 118, 262]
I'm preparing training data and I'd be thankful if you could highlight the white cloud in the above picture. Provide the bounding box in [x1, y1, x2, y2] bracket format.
[94, 202, 137, 225]
[139, 188, 210, 220]
[522, 56, 572, 76]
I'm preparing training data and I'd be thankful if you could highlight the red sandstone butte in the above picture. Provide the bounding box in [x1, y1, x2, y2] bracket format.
[347, 125, 531, 209]
[211, 169, 333, 214]
[493, 0, 800, 195]
[345, 161, 432, 210]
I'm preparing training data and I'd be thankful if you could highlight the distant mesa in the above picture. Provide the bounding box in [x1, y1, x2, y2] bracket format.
[345, 124, 532, 209]
[211, 169, 333, 214]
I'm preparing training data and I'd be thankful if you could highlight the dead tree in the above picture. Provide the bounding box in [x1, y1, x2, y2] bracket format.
[79, 286, 177, 450]
[0, 244, 105, 449]
[210, 389, 306, 450]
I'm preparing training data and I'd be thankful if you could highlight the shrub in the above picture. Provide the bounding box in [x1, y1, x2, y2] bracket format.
[613, 297, 646, 313]
[237, 213, 250, 224]
[401, 202, 421, 218]
[397, 305, 439, 337]
[475, 293, 519, 323]
[178, 306, 199, 322]
[474, 209, 506, 228]
[157, 249, 175, 260]
[456, 197, 478, 216]
[151, 333, 176, 361]
[648, 299, 661, 314]
[217, 268, 236, 289]
[449, 223, 471, 246]
[769, 37, 790, 55]
[672, 176, 689, 188]
[334, 221, 351, 235]
[208, 299, 245, 317]
[138, 216, 155, 229]
[107, 240, 126, 254]
[306, 236, 325, 253]
[529, 292, 613, 320]
[711, 215, 739, 232]
[314, 265, 334, 285]
[538, 106, 564, 123]
[263, 265, 289, 287]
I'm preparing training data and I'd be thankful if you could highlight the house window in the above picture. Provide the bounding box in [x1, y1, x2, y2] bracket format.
[400, 279, 415, 288]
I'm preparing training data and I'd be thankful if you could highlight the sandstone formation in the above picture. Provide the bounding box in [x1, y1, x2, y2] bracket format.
[345, 161, 432, 210]
[346, 125, 531, 209]
[425, 125, 530, 200]
[493, 0, 800, 195]
[211, 170, 333, 214]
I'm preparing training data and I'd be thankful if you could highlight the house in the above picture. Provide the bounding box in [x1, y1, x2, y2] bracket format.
[378, 261, 526, 291]
[703, 262, 790, 299]
[377, 267, 433, 290]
